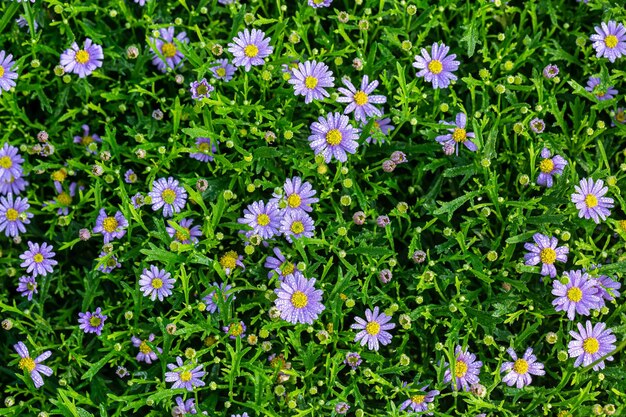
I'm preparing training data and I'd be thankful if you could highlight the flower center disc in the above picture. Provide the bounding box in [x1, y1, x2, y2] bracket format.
[229, 323, 244, 336]
[19, 357, 36, 372]
[411, 395, 425, 405]
[539, 158, 554, 173]
[217, 67, 227, 77]
[0, 67, 4, 78]
[89, 316, 101, 327]
[257, 213, 271, 226]
[428, 59, 443, 74]
[0, 156, 13, 169]
[152, 278, 164, 289]
[102, 217, 118, 233]
[162, 43, 177, 58]
[455, 360, 468, 378]
[5, 208, 18, 221]
[365, 321, 380, 336]
[539, 248, 557, 264]
[291, 291, 308, 308]
[513, 359, 529, 375]
[281, 262, 295, 276]
[305, 76, 318, 89]
[57, 192, 72, 206]
[139, 341, 152, 354]
[287, 194, 301, 208]
[290, 221, 305, 234]
[180, 371, 192, 382]
[175, 228, 190, 242]
[353, 91, 368, 106]
[583, 337, 600, 354]
[162, 189, 177, 205]
[585, 194, 598, 208]
[325, 129, 343, 146]
[196, 83, 208, 95]
[567, 287, 583, 302]
[244, 44, 259, 58]
[75, 50, 90, 64]
[33, 253, 44, 263]
[452, 128, 467, 143]
[604, 35, 618, 49]
[220, 252, 238, 269]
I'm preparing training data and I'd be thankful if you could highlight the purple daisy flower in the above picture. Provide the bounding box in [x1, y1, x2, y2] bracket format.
[585, 77, 618, 101]
[309, 0, 333, 7]
[219, 251, 245, 275]
[596, 275, 621, 302]
[166, 218, 202, 244]
[435, 113, 477, 155]
[443, 346, 483, 391]
[228, 28, 273, 72]
[131, 334, 162, 364]
[413, 42, 460, 89]
[45, 181, 77, 215]
[172, 397, 197, 416]
[399, 384, 440, 415]
[529, 118, 545, 133]
[131, 193, 145, 209]
[78, 307, 107, 335]
[1, 175, 28, 196]
[336, 75, 387, 123]
[552, 270, 602, 320]
[523, 233, 568, 278]
[270, 176, 319, 215]
[165, 357, 206, 391]
[203, 282, 235, 314]
[148, 177, 188, 218]
[189, 137, 218, 163]
[351, 306, 395, 351]
[17, 275, 38, 301]
[124, 169, 137, 184]
[308, 112, 360, 163]
[93, 208, 128, 244]
[543, 64, 559, 79]
[19, 241, 58, 278]
[0, 193, 32, 237]
[537, 148, 568, 188]
[97, 251, 121, 274]
[274, 274, 325, 324]
[590, 21, 626, 63]
[571, 178, 614, 223]
[288, 60, 335, 104]
[500, 347, 545, 388]
[0, 51, 19, 94]
[150, 27, 189, 73]
[280, 210, 315, 243]
[189, 78, 214, 101]
[264, 247, 302, 280]
[73, 124, 102, 152]
[614, 107, 625, 125]
[568, 321, 616, 371]
[60, 38, 103, 78]
[335, 403, 349, 415]
[238, 200, 282, 240]
[363, 111, 395, 144]
[0, 143, 24, 182]
[344, 352, 362, 370]
[223, 321, 247, 339]
[139, 265, 175, 301]
[13, 341, 53, 389]
[210, 59, 236, 81]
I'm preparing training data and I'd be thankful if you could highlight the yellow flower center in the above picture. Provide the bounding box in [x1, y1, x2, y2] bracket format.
[619, 219, 626, 232]
[161, 189, 177, 205]
[513, 359, 529, 375]
[196, 83, 209, 96]
[0, 66, 4, 78]
[180, 371, 193, 382]
[281, 262, 295, 276]
[353, 91, 368, 106]
[0, 156, 12, 169]
[244, 44, 259, 58]
[5, 208, 18, 221]
[325, 129, 343, 146]
[57, 192, 72, 206]
[81, 135, 94, 146]
[290, 221, 305, 234]
[89, 316, 101, 327]
[411, 395, 425, 405]
[539, 248, 557, 264]
[139, 341, 152, 354]
[27, 281, 37, 291]
[428, 59, 444, 74]
[175, 227, 191, 242]
[75, 50, 90, 64]
[52, 169, 68, 182]
[583, 337, 600, 354]
[566, 287, 583, 302]
[257, 213, 271, 226]
[33, 253, 44, 263]
[291, 290, 309, 308]
[585, 194, 598, 208]
[162, 43, 177, 58]
[287, 194, 301, 208]
[18, 357, 36, 372]
[616, 110, 625, 123]
[102, 217, 118, 233]
[539, 158, 554, 173]
[220, 251, 238, 270]
[198, 142, 210, 152]
[452, 128, 467, 143]
[217, 67, 227, 77]
[455, 360, 468, 378]
[365, 321, 381, 336]
[305, 76, 318, 89]
[604, 35, 618, 49]
[229, 323, 244, 337]
[151, 278, 164, 289]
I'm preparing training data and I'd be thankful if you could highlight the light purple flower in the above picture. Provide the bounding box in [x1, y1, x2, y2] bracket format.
[19, 241, 58, 278]
[210, 59, 236, 81]
[0, 193, 32, 237]
[500, 347, 545, 388]
[529, 118, 545, 133]
[131, 334, 162, 364]
[399, 384, 440, 415]
[148, 177, 188, 217]
[523, 233, 568, 278]
[16, 16, 39, 34]
[165, 356, 205, 391]
[413, 42, 460, 89]
[97, 251, 121, 274]
[443, 346, 483, 391]
[264, 247, 301, 280]
[172, 397, 197, 416]
[13, 341, 53, 389]
[166, 218, 202, 244]
[543, 64, 559, 79]
[308, 0, 333, 7]
[344, 352, 362, 370]
[435, 113, 477, 155]
[274, 274, 325, 324]
[270, 176, 319, 215]
[537, 148, 567, 188]
[150, 27, 189, 73]
[336, 75, 387, 123]
[596, 275, 621, 302]
[203, 282, 236, 314]
[228, 29, 273, 72]
[190, 78, 214, 100]
[280, 210, 315, 243]
[60, 38, 103, 78]
[590, 21, 626, 63]
[45, 181, 77, 215]
[288, 60, 334, 104]
[189, 137, 218, 162]
[614, 107, 625, 125]
[552, 270, 602, 320]
[124, 170, 137, 184]
[568, 321, 616, 371]
[363, 111, 395, 144]
[78, 307, 107, 335]
[238, 200, 282, 240]
[351, 306, 395, 351]
[308, 112, 360, 163]
[1, 175, 28, 196]
[17, 275, 38, 301]
[139, 265, 175, 301]
[223, 321, 247, 339]
[0, 51, 18, 94]
[571, 178, 614, 223]
[73, 124, 102, 153]
[0, 142, 24, 182]
[585, 77, 617, 101]
[93, 208, 128, 244]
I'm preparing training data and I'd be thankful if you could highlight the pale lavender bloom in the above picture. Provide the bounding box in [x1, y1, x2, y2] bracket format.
[344, 352, 362, 370]
[0, 193, 32, 237]
[124, 170, 137, 184]
[590, 21, 626, 63]
[97, 251, 121, 274]
[264, 247, 301, 280]
[280, 210, 315, 243]
[288, 60, 335, 104]
[228, 28, 273, 72]
[537, 148, 567, 188]
[190, 78, 214, 100]
[336, 75, 387, 123]
[150, 27, 189, 73]
[543, 64, 559, 79]
[596, 275, 621, 302]
[552, 270, 602, 320]
[189, 137, 218, 163]
[139, 265, 175, 301]
[19, 241, 57, 278]
[1, 175, 28, 195]
[0, 51, 19, 94]
[222, 321, 247, 339]
[131, 193, 145, 208]
[309, 0, 333, 7]
[308, 112, 360, 163]
[568, 321, 616, 371]
[399, 384, 439, 415]
[435, 113, 477, 155]
[78, 307, 107, 335]
[73, 124, 101, 152]
[13, 341, 53, 389]
[0, 143, 24, 182]
[44, 181, 77, 215]
[134, 0, 147, 5]
[351, 306, 395, 351]
[269, 176, 319, 215]
[335, 402, 349, 415]
[529, 118, 545, 133]
[148, 177, 188, 217]
[443, 346, 483, 391]
[93, 208, 128, 244]
[60, 38, 103, 78]
[165, 356, 206, 391]
[363, 111, 395, 144]
[571, 178, 614, 223]
[585, 77, 618, 101]
[523, 233, 568, 278]
[172, 397, 197, 416]
[16, 16, 39, 33]
[413, 42, 460, 89]
[17, 275, 38, 301]
[166, 218, 202, 244]
[203, 282, 235, 314]
[210, 59, 236, 81]
[131, 334, 162, 364]
[500, 348, 545, 388]
[238, 200, 282, 240]
[274, 273, 325, 324]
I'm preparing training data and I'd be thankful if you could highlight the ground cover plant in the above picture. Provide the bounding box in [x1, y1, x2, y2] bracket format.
[1, 0, 626, 416]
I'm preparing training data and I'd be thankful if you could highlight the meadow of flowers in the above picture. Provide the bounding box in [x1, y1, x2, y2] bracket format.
[1, 0, 626, 416]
